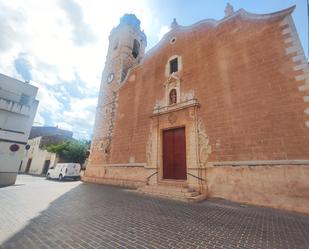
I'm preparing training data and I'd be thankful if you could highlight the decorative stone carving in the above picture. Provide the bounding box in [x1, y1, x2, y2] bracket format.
[153, 89, 198, 116]
[197, 119, 211, 167]
[146, 123, 153, 165]
[187, 108, 195, 121]
[168, 113, 177, 124]
[171, 18, 179, 29]
[182, 90, 195, 102]
[164, 74, 181, 106]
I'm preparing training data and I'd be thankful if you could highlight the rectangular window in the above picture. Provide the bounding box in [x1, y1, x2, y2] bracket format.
[170, 58, 178, 74]
[20, 94, 30, 106]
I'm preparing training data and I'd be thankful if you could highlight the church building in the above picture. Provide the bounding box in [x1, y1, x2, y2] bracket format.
[84, 4, 309, 214]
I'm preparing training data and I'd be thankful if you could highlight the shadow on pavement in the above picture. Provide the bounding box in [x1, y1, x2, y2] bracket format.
[1, 182, 309, 249]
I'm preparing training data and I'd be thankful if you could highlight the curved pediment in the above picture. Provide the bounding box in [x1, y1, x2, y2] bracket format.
[145, 5, 295, 59]
[121, 5, 296, 90]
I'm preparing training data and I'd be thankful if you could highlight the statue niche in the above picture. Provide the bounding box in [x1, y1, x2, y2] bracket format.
[169, 89, 177, 105]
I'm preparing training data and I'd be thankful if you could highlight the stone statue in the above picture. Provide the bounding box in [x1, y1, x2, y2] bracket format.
[225, 3, 234, 17]
[171, 18, 179, 29]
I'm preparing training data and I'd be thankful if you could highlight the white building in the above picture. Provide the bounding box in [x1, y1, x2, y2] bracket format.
[21, 136, 58, 175]
[0, 73, 39, 186]
[21, 127, 73, 175]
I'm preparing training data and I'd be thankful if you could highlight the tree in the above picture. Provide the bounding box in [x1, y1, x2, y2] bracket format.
[47, 140, 90, 164]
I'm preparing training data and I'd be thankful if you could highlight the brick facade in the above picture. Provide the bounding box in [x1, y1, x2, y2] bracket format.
[85, 6, 309, 213]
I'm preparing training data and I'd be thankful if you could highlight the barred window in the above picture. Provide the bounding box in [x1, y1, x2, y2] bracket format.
[170, 58, 178, 74]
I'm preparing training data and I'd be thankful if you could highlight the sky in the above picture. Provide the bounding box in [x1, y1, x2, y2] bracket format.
[0, 0, 307, 139]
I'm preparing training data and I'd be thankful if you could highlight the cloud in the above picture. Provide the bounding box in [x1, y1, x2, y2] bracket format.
[34, 112, 45, 126]
[30, 81, 63, 117]
[57, 122, 73, 132]
[0, 0, 156, 139]
[158, 25, 171, 40]
[0, 4, 27, 52]
[14, 53, 32, 81]
[61, 97, 97, 139]
[58, 0, 97, 46]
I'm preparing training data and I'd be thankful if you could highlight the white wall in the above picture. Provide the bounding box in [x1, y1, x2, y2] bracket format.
[0, 141, 24, 171]
[21, 136, 58, 175]
[0, 73, 39, 185]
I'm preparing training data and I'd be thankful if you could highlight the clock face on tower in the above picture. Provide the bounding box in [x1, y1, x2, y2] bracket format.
[107, 73, 114, 83]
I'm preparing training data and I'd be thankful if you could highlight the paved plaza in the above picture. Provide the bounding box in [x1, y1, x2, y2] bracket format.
[0, 175, 309, 249]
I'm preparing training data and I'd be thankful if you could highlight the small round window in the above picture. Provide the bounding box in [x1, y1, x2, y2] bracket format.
[170, 37, 176, 44]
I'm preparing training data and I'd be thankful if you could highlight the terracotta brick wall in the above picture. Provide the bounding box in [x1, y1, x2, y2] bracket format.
[99, 11, 309, 165]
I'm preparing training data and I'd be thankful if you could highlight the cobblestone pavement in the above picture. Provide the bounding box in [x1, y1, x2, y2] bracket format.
[1, 175, 309, 249]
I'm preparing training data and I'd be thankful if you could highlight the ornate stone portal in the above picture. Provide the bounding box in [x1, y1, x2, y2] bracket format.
[146, 74, 211, 193]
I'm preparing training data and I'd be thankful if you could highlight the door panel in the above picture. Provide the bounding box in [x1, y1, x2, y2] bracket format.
[163, 127, 187, 180]
[25, 159, 32, 173]
[163, 129, 174, 179]
[42, 160, 50, 175]
[174, 128, 186, 179]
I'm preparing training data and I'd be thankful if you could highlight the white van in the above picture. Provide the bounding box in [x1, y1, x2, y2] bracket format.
[46, 163, 81, 181]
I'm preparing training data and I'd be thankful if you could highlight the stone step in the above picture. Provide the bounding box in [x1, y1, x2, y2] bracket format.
[155, 181, 189, 188]
[187, 194, 207, 203]
[139, 188, 197, 197]
[137, 185, 206, 203]
[184, 191, 200, 197]
[141, 185, 195, 193]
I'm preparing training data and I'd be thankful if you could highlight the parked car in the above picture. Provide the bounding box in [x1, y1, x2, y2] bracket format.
[46, 163, 81, 181]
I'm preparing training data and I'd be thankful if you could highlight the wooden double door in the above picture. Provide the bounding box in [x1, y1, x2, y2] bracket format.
[162, 127, 187, 180]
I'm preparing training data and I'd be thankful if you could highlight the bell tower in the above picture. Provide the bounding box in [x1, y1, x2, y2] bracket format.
[90, 14, 147, 164]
